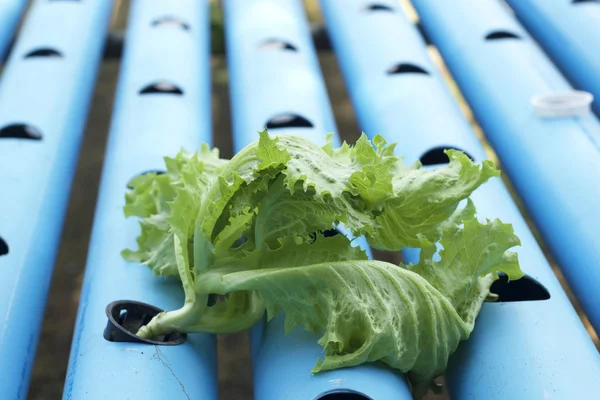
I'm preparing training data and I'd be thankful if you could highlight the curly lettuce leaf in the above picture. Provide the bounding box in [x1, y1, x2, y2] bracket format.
[129, 131, 499, 331]
[196, 219, 521, 396]
[121, 131, 521, 398]
[408, 218, 523, 324]
[122, 145, 225, 277]
[121, 170, 178, 277]
[189, 131, 498, 269]
[137, 232, 366, 337]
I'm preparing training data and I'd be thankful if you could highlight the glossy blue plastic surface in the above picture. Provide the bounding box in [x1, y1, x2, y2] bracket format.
[0, 0, 27, 60]
[62, 1, 217, 399]
[321, 0, 600, 398]
[224, 0, 411, 398]
[226, 0, 337, 152]
[0, 1, 113, 399]
[412, 0, 600, 335]
[506, 0, 600, 116]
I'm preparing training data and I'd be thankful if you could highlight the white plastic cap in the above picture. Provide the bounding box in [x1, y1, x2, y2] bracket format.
[531, 90, 594, 118]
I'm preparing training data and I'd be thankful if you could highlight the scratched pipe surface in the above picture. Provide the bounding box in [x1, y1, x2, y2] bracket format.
[62, 1, 217, 399]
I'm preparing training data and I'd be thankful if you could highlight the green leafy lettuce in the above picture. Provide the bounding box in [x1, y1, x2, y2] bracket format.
[122, 130, 522, 397]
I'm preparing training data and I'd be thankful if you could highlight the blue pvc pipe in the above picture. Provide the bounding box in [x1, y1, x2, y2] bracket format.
[411, 0, 600, 335]
[505, 0, 600, 116]
[62, 2, 217, 399]
[225, 0, 337, 152]
[320, 0, 600, 398]
[0, 0, 27, 61]
[223, 0, 411, 398]
[0, 2, 113, 399]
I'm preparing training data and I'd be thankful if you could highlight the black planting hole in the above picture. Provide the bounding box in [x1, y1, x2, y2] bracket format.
[363, 3, 395, 12]
[573, 0, 599, 3]
[139, 81, 184, 95]
[0, 123, 42, 140]
[24, 48, 63, 58]
[317, 391, 372, 400]
[386, 63, 429, 75]
[309, 229, 341, 243]
[489, 274, 550, 302]
[118, 309, 128, 325]
[126, 170, 166, 189]
[0, 236, 8, 256]
[323, 228, 340, 237]
[485, 31, 522, 41]
[207, 294, 218, 307]
[207, 294, 229, 307]
[104, 300, 186, 345]
[266, 113, 313, 129]
[258, 39, 298, 52]
[234, 235, 248, 248]
[151, 17, 190, 31]
[419, 146, 475, 166]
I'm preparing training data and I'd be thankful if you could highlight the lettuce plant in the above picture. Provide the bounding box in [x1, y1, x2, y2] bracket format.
[122, 131, 522, 397]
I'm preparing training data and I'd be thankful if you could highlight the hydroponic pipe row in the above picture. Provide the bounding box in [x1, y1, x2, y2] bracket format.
[62, 1, 217, 399]
[0, 1, 113, 398]
[506, 0, 600, 117]
[223, 0, 412, 398]
[319, 0, 600, 398]
[411, 0, 600, 337]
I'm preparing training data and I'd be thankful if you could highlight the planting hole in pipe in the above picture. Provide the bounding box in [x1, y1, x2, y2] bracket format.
[485, 31, 522, 41]
[24, 48, 63, 58]
[139, 82, 184, 95]
[309, 228, 341, 243]
[126, 170, 166, 189]
[317, 391, 372, 400]
[362, 3, 395, 12]
[151, 16, 190, 31]
[0, 236, 8, 256]
[266, 113, 314, 129]
[0, 123, 42, 140]
[234, 235, 248, 248]
[258, 39, 298, 52]
[207, 293, 229, 307]
[322, 228, 341, 237]
[420, 146, 475, 166]
[573, 0, 599, 3]
[104, 300, 186, 345]
[207, 294, 218, 307]
[387, 63, 429, 75]
[489, 274, 550, 302]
